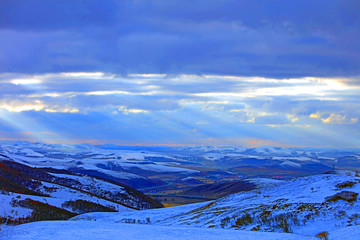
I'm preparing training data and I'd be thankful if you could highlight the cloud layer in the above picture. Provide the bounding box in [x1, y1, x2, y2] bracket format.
[0, 73, 359, 147]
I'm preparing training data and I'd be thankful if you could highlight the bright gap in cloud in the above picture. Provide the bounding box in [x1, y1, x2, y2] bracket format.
[11, 78, 41, 85]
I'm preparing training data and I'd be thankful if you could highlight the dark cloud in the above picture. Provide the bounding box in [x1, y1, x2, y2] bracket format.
[0, 0, 118, 30]
[0, 0, 359, 77]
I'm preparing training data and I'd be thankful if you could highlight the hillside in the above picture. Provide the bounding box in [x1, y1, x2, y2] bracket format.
[0, 159, 162, 225]
[164, 172, 360, 235]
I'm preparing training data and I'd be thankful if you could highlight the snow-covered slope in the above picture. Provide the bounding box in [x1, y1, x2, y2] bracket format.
[162, 173, 360, 235]
[70, 171, 360, 236]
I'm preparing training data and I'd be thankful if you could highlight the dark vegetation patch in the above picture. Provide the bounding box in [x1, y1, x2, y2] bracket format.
[8, 198, 77, 224]
[0, 161, 48, 196]
[62, 200, 117, 214]
[335, 181, 357, 190]
[316, 231, 329, 240]
[233, 213, 253, 227]
[325, 191, 358, 203]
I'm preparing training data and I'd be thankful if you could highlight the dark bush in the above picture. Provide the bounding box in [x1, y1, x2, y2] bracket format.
[234, 213, 253, 227]
[62, 200, 117, 214]
[220, 217, 231, 228]
[10, 198, 76, 223]
[325, 191, 358, 203]
[335, 181, 357, 190]
[316, 231, 329, 240]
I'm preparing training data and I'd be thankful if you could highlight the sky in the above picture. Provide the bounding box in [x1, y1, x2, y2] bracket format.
[0, 0, 359, 148]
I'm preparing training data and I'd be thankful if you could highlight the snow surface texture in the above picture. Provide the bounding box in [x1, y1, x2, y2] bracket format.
[0, 221, 318, 240]
[3, 219, 360, 240]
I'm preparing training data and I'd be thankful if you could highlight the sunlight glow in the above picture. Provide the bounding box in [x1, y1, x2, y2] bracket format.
[85, 90, 131, 96]
[11, 78, 41, 85]
[128, 74, 167, 78]
[310, 112, 358, 124]
[59, 72, 109, 78]
[0, 104, 44, 112]
[44, 108, 79, 113]
[118, 105, 149, 114]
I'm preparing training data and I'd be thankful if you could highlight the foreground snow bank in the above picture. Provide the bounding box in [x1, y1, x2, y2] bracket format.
[0, 220, 317, 240]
